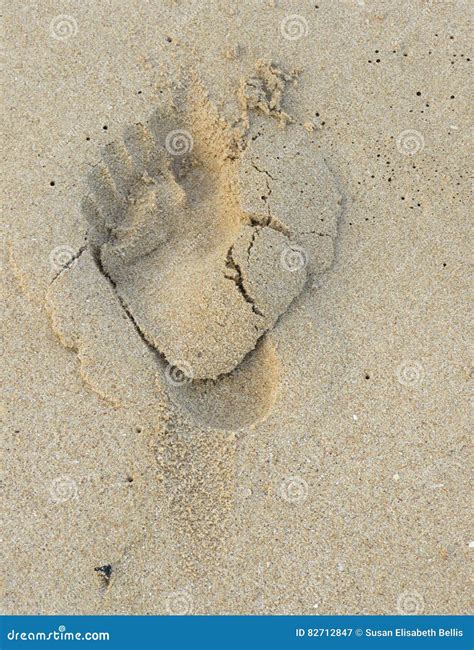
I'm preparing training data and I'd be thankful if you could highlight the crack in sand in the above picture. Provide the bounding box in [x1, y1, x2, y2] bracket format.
[224, 229, 265, 319]
[251, 160, 276, 181]
[49, 245, 87, 285]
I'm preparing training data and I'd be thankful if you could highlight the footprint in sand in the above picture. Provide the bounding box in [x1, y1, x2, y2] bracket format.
[47, 64, 342, 430]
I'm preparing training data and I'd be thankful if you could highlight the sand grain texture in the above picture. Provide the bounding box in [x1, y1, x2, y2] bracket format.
[2, 0, 471, 615]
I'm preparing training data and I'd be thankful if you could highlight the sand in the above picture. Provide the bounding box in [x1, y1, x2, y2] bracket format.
[2, 0, 471, 616]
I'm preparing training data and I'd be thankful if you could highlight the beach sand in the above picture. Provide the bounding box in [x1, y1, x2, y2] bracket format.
[2, 0, 471, 615]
